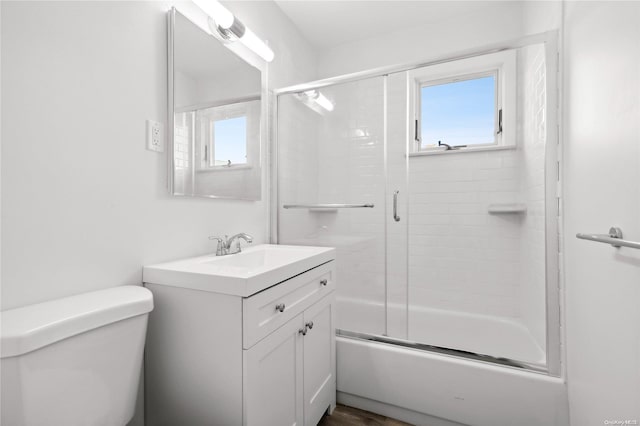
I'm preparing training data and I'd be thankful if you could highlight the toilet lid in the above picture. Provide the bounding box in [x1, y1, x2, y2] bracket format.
[1, 285, 153, 358]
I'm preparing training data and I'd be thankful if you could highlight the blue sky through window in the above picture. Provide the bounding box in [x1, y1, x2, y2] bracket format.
[421, 76, 495, 147]
[214, 116, 247, 165]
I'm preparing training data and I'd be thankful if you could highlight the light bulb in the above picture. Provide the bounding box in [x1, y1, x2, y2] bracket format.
[192, 0, 234, 29]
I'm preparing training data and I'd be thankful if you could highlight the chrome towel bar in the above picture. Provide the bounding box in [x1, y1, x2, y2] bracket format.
[576, 227, 640, 249]
[283, 203, 374, 209]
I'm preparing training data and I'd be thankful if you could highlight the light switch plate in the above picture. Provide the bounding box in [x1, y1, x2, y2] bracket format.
[146, 120, 164, 152]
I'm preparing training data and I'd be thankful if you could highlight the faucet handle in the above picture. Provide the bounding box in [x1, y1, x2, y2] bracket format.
[208, 236, 228, 256]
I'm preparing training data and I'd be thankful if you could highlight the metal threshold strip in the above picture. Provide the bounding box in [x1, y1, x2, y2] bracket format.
[283, 203, 374, 209]
[337, 329, 549, 375]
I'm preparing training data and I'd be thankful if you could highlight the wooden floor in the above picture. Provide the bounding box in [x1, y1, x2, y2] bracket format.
[318, 404, 412, 426]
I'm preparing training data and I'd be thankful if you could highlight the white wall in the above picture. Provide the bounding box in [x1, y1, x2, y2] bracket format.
[316, 2, 526, 79]
[1, 2, 316, 425]
[563, 2, 640, 425]
[522, 0, 562, 36]
[1, 0, 316, 312]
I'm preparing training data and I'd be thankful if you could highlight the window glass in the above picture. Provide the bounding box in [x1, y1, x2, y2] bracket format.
[420, 75, 495, 148]
[213, 116, 247, 166]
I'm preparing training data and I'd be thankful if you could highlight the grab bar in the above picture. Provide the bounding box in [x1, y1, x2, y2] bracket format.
[576, 227, 640, 249]
[283, 203, 374, 209]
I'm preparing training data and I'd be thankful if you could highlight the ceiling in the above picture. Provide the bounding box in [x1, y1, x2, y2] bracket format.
[274, 1, 492, 50]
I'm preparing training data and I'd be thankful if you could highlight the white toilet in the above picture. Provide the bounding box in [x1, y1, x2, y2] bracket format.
[1, 285, 153, 426]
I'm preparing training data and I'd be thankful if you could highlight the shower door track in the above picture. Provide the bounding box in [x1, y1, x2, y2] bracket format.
[337, 329, 549, 375]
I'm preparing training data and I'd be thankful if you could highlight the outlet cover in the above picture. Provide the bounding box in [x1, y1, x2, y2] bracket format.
[146, 120, 164, 152]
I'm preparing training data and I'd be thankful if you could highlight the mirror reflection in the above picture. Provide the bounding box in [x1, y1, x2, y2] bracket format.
[170, 9, 262, 200]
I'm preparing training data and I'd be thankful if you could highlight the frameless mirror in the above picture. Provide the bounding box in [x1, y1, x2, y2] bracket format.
[168, 8, 263, 200]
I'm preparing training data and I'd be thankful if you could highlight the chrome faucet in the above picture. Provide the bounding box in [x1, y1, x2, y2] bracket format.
[209, 233, 253, 256]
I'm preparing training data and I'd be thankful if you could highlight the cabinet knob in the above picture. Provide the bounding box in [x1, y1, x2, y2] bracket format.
[298, 328, 307, 336]
[320, 279, 328, 286]
[305, 321, 314, 330]
[275, 303, 286, 313]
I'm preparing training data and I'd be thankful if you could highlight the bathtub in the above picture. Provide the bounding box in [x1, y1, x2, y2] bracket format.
[337, 297, 546, 366]
[335, 298, 568, 426]
[336, 336, 568, 426]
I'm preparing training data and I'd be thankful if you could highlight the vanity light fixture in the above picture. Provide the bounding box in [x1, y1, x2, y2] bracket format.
[302, 90, 334, 112]
[192, 0, 275, 62]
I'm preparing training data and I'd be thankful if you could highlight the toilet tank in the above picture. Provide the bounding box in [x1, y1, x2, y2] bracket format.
[1, 286, 154, 426]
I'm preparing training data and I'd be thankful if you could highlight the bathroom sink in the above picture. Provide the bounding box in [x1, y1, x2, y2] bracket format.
[143, 244, 335, 297]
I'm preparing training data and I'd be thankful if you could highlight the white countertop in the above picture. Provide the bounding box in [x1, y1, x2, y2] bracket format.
[143, 244, 336, 297]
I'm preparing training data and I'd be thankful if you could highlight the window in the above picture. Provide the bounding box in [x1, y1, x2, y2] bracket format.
[420, 73, 497, 148]
[410, 50, 516, 154]
[195, 99, 260, 170]
[213, 116, 247, 166]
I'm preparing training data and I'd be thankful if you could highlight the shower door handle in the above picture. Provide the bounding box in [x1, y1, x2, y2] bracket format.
[393, 190, 401, 222]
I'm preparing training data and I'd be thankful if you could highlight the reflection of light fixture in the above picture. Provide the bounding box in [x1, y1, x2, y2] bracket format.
[302, 90, 334, 112]
[351, 128, 370, 139]
[192, 0, 274, 62]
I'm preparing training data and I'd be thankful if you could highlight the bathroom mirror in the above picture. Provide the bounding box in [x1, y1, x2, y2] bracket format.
[168, 8, 263, 200]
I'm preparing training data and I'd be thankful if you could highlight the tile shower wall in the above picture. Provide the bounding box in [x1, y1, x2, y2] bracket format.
[408, 149, 524, 319]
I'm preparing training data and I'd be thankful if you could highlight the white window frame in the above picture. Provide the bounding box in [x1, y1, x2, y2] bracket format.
[196, 99, 260, 171]
[409, 49, 517, 155]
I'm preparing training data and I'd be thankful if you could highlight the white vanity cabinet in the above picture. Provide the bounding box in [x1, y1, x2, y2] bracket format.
[144, 247, 336, 426]
[244, 293, 335, 426]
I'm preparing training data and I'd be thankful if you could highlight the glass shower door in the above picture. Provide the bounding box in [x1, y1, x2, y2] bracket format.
[276, 40, 557, 372]
[396, 43, 554, 369]
[276, 76, 402, 336]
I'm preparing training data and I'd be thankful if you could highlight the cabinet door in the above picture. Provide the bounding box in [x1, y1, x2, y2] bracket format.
[244, 314, 304, 426]
[303, 294, 336, 426]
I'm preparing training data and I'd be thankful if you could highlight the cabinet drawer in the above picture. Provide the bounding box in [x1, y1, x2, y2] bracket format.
[243, 261, 335, 349]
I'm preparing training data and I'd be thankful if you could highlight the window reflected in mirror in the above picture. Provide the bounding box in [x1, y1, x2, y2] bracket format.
[169, 8, 262, 200]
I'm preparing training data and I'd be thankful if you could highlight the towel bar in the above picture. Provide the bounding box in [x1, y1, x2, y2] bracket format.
[576, 227, 640, 249]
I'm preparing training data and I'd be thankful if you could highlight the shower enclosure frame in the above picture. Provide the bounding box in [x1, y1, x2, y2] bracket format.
[270, 30, 562, 377]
